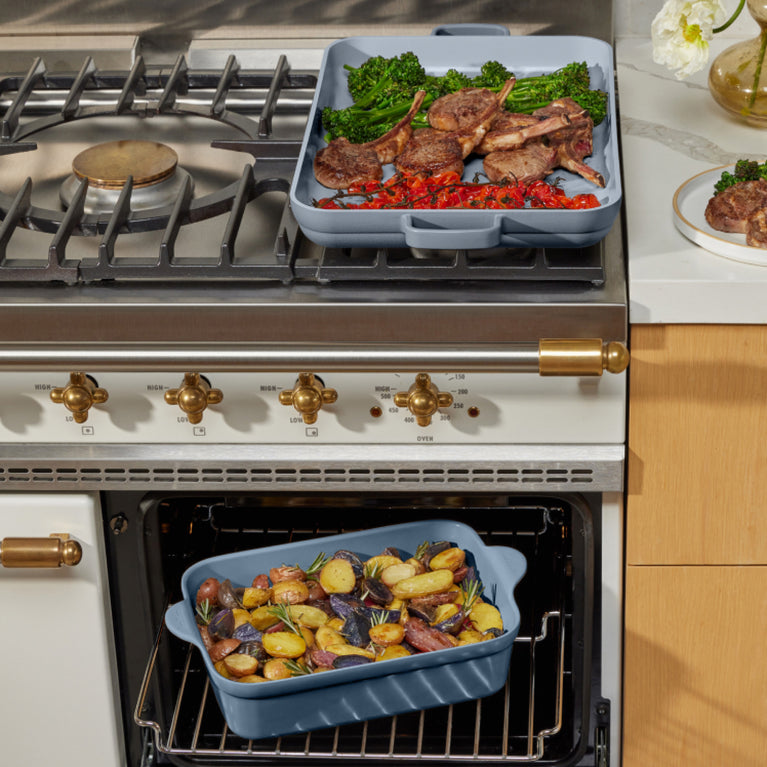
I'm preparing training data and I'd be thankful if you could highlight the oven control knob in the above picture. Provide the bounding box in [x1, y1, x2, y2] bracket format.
[50, 372, 109, 424]
[279, 373, 338, 424]
[164, 373, 223, 424]
[393, 373, 453, 427]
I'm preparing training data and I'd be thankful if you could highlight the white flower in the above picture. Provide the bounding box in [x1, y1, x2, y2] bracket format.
[651, 0, 729, 79]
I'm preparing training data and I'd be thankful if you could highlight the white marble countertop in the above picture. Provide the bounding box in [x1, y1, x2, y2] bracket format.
[617, 36, 767, 324]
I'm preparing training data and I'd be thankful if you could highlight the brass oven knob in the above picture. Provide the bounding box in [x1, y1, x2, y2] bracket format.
[393, 373, 453, 427]
[1, 533, 82, 568]
[279, 373, 337, 424]
[50, 372, 108, 423]
[164, 373, 223, 424]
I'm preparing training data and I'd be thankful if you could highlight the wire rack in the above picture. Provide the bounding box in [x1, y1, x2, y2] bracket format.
[133, 503, 586, 765]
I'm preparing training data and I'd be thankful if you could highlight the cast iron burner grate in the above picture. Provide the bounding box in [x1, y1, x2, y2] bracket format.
[0, 54, 605, 285]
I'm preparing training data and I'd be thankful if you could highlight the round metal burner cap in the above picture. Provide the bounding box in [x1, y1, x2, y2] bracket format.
[72, 140, 178, 189]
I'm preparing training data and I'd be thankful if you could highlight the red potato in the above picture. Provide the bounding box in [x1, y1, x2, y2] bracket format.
[306, 578, 327, 601]
[209, 637, 241, 663]
[269, 565, 306, 583]
[252, 573, 270, 589]
[198, 623, 215, 653]
[404, 617, 459, 652]
[196, 577, 220, 606]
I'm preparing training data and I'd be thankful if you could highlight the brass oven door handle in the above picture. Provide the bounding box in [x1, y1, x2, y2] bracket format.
[0, 533, 82, 568]
[538, 339, 630, 376]
[0, 340, 629, 375]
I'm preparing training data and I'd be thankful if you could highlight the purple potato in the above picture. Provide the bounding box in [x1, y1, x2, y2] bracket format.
[207, 608, 235, 641]
[332, 654, 372, 669]
[329, 592, 365, 619]
[232, 623, 263, 643]
[362, 576, 392, 605]
[433, 608, 465, 635]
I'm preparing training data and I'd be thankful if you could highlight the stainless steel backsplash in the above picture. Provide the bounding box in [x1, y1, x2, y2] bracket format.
[0, 0, 614, 60]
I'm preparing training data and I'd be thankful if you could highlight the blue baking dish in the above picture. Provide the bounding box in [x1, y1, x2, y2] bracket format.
[289, 35, 622, 249]
[164, 519, 526, 740]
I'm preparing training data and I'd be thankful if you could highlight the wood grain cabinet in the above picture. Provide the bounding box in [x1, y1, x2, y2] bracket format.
[623, 324, 767, 766]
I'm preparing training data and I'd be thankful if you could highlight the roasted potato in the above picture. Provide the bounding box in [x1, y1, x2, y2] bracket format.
[391, 569, 454, 599]
[319, 558, 357, 594]
[223, 653, 259, 678]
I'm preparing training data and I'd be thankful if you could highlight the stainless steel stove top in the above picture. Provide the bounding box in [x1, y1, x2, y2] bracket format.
[0, 27, 626, 355]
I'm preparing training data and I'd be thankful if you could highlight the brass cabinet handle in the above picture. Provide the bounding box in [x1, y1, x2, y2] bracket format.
[538, 339, 629, 376]
[0, 533, 82, 568]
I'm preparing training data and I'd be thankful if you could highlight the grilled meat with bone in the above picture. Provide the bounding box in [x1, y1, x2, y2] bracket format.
[394, 128, 464, 177]
[314, 90, 425, 189]
[476, 110, 575, 154]
[396, 81, 515, 177]
[532, 98, 604, 187]
[427, 79, 516, 158]
[483, 141, 558, 185]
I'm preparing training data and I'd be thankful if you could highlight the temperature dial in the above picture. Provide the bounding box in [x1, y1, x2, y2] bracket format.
[50, 372, 108, 424]
[279, 373, 337, 424]
[393, 373, 453, 427]
[164, 373, 223, 424]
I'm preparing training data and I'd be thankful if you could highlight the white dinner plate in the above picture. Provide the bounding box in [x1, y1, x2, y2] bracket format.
[672, 164, 767, 266]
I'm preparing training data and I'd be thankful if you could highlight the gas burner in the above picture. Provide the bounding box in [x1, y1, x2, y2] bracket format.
[59, 140, 194, 214]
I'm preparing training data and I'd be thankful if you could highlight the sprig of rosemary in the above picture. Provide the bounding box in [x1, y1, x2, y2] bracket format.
[370, 609, 391, 626]
[364, 560, 384, 579]
[303, 551, 329, 577]
[266, 602, 302, 635]
[284, 659, 313, 677]
[195, 598, 213, 625]
[414, 540, 430, 560]
[459, 578, 484, 614]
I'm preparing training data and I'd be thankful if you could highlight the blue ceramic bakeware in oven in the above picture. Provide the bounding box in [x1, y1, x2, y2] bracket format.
[289, 34, 621, 250]
[164, 519, 526, 740]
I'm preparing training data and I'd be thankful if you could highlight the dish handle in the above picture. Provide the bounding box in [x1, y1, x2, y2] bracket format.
[401, 214, 503, 250]
[164, 600, 202, 646]
[431, 24, 510, 36]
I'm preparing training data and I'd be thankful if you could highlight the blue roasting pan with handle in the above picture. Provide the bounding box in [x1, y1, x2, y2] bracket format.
[164, 519, 526, 740]
[289, 34, 621, 249]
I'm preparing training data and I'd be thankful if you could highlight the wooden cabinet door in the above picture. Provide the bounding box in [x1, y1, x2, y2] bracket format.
[623, 565, 767, 767]
[627, 324, 767, 565]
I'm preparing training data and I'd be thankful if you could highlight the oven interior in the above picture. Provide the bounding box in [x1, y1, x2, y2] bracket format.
[102, 492, 607, 767]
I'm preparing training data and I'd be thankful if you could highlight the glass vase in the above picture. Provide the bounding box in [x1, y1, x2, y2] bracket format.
[708, 0, 767, 125]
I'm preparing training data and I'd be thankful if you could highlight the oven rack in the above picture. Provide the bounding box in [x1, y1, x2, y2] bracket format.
[136, 609, 567, 765]
[0, 53, 607, 285]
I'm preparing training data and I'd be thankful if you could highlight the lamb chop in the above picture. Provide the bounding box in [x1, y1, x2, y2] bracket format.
[475, 110, 577, 155]
[395, 80, 514, 177]
[394, 128, 464, 177]
[426, 79, 516, 158]
[314, 90, 425, 189]
[483, 141, 558, 185]
[532, 97, 605, 187]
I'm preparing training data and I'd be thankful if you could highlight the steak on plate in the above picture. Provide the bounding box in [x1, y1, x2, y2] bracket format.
[704, 178, 767, 234]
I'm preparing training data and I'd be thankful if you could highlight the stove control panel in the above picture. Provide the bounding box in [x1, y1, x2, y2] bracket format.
[0, 370, 626, 445]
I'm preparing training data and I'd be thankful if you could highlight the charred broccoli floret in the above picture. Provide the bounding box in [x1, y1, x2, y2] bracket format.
[344, 51, 427, 109]
[471, 60, 514, 89]
[439, 68, 473, 94]
[714, 159, 767, 194]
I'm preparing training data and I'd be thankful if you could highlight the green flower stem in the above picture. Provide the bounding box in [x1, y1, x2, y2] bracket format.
[713, 0, 745, 33]
[749, 28, 767, 108]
